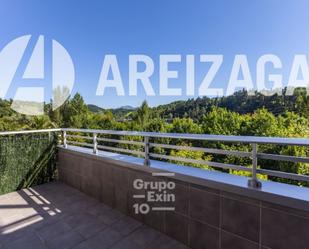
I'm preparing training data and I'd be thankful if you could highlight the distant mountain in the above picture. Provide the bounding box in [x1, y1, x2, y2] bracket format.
[118, 105, 136, 110]
[152, 88, 308, 121]
[110, 106, 136, 119]
[87, 104, 104, 113]
[88, 88, 308, 121]
[87, 104, 136, 120]
[87, 104, 136, 112]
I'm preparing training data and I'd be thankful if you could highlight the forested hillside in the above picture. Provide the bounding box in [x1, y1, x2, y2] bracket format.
[153, 88, 309, 121]
[0, 88, 308, 186]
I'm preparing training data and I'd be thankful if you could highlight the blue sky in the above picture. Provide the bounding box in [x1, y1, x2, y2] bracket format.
[1, 0, 309, 108]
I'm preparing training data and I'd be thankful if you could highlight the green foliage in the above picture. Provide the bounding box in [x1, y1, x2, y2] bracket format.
[202, 107, 245, 135]
[136, 100, 150, 129]
[153, 88, 309, 121]
[170, 142, 212, 169]
[170, 118, 201, 134]
[0, 90, 309, 188]
[0, 133, 57, 195]
[62, 93, 89, 128]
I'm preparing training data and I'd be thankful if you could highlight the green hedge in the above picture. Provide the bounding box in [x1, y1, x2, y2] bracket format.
[0, 133, 58, 195]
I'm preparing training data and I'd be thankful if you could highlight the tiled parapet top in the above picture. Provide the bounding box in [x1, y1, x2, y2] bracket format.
[58, 147, 309, 249]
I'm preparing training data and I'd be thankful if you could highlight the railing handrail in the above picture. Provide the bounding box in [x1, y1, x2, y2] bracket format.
[62, 128, 309, 146]
[0, 128, 62, 136]
[2, 128, 308, 147]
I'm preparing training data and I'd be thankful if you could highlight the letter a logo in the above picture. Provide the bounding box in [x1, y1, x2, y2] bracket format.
[0, 35, 74, 115]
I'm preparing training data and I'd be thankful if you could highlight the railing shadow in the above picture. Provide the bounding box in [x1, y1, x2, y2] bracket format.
[0, 182, 99, 248]
[16, 142, 57, 190]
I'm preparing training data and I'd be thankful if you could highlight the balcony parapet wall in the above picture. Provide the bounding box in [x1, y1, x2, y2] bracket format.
[58, 146, 309, 249]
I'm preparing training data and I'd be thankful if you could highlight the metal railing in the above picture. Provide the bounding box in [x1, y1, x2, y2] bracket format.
[1, 128, 308, 188]
[0, 128, 62, 136]
[61, 128, 309, 188]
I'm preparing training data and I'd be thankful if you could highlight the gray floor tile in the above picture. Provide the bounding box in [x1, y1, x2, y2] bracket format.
[86, 203, 111, 216]
[0, 226, 34, 246]
[98, 209, 124, 225]
[111, 216, 142, 236]
[3, 233, 46, 249]
[63, 213, 98, 228]
[109, 238, 141, 249]
[36, 220, 72, 241]
[76, 228, 122, 249]
[148, 234, 190, 249]
[45, 230, 84, 249]
[74, 219, 107, 239]
[125, 225, 161, 247]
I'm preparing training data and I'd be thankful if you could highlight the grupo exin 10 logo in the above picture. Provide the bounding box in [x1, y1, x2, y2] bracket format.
[0, 35, 74, 115]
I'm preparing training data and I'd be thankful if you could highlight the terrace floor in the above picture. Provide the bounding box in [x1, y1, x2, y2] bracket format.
[0, 182, 188, 249]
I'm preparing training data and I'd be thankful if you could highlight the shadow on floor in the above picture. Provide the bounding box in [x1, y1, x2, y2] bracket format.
[0, 182, 188, 249]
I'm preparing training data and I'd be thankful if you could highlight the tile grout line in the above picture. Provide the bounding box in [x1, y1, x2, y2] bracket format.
[219, 191, 222, 249]
[261, 203, 309, 221]
[221, 229, 260, 247]
[220, 192, 260, 207]
[188, 185, 191, 247]
[259, 201, 262, 249]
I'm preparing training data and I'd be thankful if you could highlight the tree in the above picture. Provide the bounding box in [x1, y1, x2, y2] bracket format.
[201, 107, 244, 135]
[136, 100, 150, 129]
[62, 93, 89, 128]
[170, 118, 201, 134]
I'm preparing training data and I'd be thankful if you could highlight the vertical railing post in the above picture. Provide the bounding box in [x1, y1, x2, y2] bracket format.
[144, 136, 150, 166]
[248, 143, 262, 188]
[63, 130, 67, 148]
[93, 133, 98, 154]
